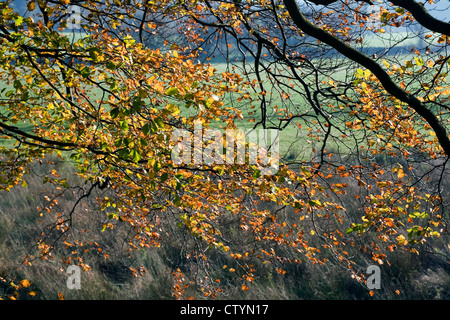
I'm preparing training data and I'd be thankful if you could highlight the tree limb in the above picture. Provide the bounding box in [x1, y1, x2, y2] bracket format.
[283, 0, 450, 156]
[304, 0, 449, 36]
[390, 0, 450, 36]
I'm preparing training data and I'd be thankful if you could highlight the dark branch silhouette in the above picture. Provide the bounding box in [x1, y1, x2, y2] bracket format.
[283, 0, 450, 156]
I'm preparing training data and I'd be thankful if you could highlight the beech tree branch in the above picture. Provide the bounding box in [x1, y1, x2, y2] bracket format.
[304, 0, 450, 36]
[307, 0, 373, 5]
[283, 0, 450, 156]
[390, 0, 450, 36]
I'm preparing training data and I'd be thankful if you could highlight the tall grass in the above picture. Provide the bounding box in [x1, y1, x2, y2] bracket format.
[0, 155, 449, 300]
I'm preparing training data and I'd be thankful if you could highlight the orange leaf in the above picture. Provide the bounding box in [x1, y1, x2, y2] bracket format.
[397, 168, 405, 179]
[19, 279, 31, 288]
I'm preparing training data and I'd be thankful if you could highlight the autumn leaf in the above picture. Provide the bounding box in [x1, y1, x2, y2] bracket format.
[27, 1, 36, 11]
[397, 168, 405, 179]
[396, 234, 407, 245]
[19, 279, 31, 288]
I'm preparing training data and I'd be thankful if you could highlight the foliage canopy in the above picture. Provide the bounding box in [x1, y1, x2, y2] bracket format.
[0, 0, 449, 299]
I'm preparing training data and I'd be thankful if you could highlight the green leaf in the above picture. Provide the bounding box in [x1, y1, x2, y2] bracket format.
[174, 195, 181, 206]
[118, 148, 129, 159]
[120, 120, 129, 131]
[70, 152, 81, 160]
[13, 80, 21, 89]
[14, 16, 23, 26]
[154, 117, 164, 129]
[132, 97, 142, 113]
[160, 172, 169, 182]
[307, 199, 322, 207]
[252, 169, 261, 179]
[140, 137, 148, 146]
[114, 138, 122, 147]
[100, 142, 108, 151]
[80, 67, 90, 78]
[130, 149, 141, 163]
[142, 123, 150, 135]
[88, 47, 100, 62]
[165, 87, 178, 96]
[106, 61, 117, 70]
[294, 201, 303, 209]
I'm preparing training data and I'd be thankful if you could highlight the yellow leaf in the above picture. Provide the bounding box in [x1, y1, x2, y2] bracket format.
[397, 234, 407, 245]
[165, 104, 180, 116]
[397, 168, 405, 179]
[28, 291, 37, 297]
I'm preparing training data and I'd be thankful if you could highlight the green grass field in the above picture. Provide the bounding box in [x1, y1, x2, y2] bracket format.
[0, 35, 445, 164]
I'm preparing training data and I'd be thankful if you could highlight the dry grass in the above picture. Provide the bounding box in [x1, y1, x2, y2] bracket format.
[0, 157, 449, 300]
